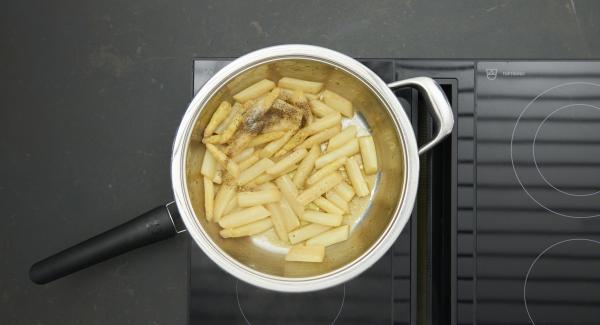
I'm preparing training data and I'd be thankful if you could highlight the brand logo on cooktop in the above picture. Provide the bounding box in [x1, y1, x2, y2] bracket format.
[486, 68, 527, 80]
[503, 70, 526, 77]
[486, 68, 498, 80]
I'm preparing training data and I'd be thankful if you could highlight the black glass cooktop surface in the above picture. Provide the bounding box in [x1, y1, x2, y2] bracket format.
[474, 62, 600, 325]
[190, 60, 418, 325]
[190, 59, 600, 325]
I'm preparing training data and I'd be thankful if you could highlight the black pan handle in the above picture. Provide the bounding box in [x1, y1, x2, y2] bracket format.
[30, 202, 185, 284]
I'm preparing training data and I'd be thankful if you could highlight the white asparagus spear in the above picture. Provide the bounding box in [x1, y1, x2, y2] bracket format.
[306, 225, 349, 247]
[285, 245, 325, 262]
[293, 145, 321, 188]
[315, 139, 359, 169]
[300, 210, 343, 227]
[203, 177, 214, 221]
[265, 203, 289, 242]
[278, 77, 323, 94]
[358, 135, 378, 175]
[322, 89, 353, 117]
[306, 157, 346, 186]
[237, 189, 281, 207]
[313, 196, 344, 215]
[213, 184, 237, 222]
[333, 182, 355, 201]
[237, 158, 275, 186]
[327, 126, 357, 152]
[297, 173, 343, 205]
[204, 101, 232, 137]
[325, 191, 349, 212]
[233, 79, 276, 103]
[267, 148, 307, 175]
[220, 219, 273, 238]
[345, 157, 370, 197]
[288, 224, 331, 244]
[309, 100, 337, 117]
[219, 205, 271, 228]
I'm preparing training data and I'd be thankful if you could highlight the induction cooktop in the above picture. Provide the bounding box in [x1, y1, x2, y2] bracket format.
[190, 59, 600, 325]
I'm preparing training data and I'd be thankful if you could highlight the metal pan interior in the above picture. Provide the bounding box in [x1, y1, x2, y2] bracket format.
[184, 57, 406, 279]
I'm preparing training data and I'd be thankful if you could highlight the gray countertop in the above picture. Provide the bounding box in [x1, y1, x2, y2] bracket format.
[1, 0, 598, 324]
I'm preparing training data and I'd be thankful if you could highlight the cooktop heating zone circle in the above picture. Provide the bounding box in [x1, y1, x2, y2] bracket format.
[532, 103, 600, 197]
[524, 238, 600, 325]
[511, 82, 600, 218]
[235, 280, 346, 325]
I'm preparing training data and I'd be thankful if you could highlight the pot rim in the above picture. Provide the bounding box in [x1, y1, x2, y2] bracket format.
[171, 44, 420, 292]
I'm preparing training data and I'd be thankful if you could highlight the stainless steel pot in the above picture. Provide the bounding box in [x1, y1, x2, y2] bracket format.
[30, 45, 453, 293]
